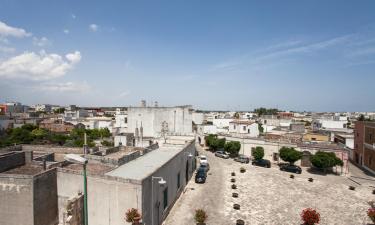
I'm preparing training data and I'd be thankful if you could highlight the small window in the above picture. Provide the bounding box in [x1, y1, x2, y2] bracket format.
[234, 125, 236, 129]
[163, 188, 168, 209]
[243, 126, 246, 131]
[370, 134, 373, 141]
[177, 173, 180, 189]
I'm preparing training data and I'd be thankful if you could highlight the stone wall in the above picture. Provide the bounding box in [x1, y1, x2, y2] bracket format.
[0, 174, 34, 225]
[0, 151, 25, 172]
[62, 194, 84, 225]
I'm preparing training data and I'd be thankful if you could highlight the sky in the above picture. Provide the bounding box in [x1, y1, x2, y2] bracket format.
[0, 0, 375, 112]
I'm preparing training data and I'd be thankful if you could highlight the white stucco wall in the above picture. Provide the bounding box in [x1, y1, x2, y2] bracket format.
[127, 107, 193, 137]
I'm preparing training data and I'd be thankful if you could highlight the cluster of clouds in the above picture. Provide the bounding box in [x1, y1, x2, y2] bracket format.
[0, 20, 88, 92]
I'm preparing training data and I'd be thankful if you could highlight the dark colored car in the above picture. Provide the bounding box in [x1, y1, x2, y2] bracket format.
[195, 168, 207, 183]
[199, 163, 210, 172]
[215, 151, 230, 159]
[280, 164, 302, 174]
[234, 154, 250, 164]
[252, 159, 271, 168]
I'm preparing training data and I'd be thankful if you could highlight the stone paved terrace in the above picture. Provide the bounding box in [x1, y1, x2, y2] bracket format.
[164, 146, 375, 225]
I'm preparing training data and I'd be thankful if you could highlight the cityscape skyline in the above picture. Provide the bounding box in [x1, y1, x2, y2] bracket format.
[1, 0, 375, 111]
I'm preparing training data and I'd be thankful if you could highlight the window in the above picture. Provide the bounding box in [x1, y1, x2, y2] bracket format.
[357, 133, 359, 137]
[370, 134, 373, 141]
[177, 173, 180, 189]
[243, 126, 246, 131]
[163, 188, 168, 209]
[233, 125, 236, 129]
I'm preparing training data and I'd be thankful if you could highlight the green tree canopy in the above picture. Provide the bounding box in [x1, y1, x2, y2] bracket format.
[252, 146, 265, 160]
[224, 141, 241, 157]
[279, 147, 302, 165]
[310, 151, 343, 172]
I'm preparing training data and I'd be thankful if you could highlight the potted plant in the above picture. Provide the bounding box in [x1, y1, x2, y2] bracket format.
[240, 167, 246, 173]
[231, 172, 236, 176]
[308, 178, 313, 182]
[232, 184, 237, 189]
[368, 208, 375, 223]
[300, 208, 320, 225]
[195, 209, 207, 225]
[290, 174, 294, 179]
[125, 208, 142, 225]
[349, 186, 355, 190]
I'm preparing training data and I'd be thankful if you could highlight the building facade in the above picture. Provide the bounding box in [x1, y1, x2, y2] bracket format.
[354, 121, 375, 173]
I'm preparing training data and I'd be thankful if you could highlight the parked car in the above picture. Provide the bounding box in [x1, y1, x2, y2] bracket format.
[199, 162, 210, 172]
[234, 154, 250, 164]
[252, 159, 271, 168]
[215, 151, 229, 159]
[195, 168, 207, 183]
[280, 164, 302, 174]
[199, 155, 208, 164]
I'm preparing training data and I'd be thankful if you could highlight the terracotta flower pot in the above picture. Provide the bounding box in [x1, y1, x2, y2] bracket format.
[132, 216, 141, 225]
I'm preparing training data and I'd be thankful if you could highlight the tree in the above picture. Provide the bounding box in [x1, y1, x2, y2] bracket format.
[279, 147, 302, 165]
[252, 146, 264, 160]
[209, 137, 226, 151]
[258, 123, 264, 133]
[234, 112, 240, 119]
[31, 128, 48, 139]
[224, 141, 241, 157]
[310, 151, 343, 173]
[53, 108, 65, 114]
[205, 134, 217, 147]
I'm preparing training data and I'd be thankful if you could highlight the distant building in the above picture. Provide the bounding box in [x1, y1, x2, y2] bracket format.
[126, 106, 193, 137]
[39, 119, 75, 133]
[303, 132, 330, 142]
[229, 120, 259, 137]
[35, 104, 52, 113]
[353, 121, 375, 173]
[289, 123, 305, 133]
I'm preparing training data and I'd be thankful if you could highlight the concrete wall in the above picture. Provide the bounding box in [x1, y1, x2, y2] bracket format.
[0, 174, 34, 225]
[57, 170, 142, 225]
[33, 169, 59, 225]
[141, 141, 197, 225]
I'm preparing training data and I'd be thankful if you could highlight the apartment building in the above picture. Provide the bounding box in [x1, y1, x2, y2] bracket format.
[353, 121, 375, 173]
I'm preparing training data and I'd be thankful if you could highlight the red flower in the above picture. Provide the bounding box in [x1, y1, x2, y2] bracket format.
[301, 208, 320, 225]
[368, 208, 375, 217]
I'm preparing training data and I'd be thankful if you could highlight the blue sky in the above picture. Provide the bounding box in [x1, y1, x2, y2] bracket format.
[0, 0, 375, 112]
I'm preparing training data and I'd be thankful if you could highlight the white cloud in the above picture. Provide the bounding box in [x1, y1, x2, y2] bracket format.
[0, 50, 82, 80]
[63, 29, 70, 34]
[0, 45, 15, 53]
[36, 81, 90, 92]
[33, 37, 51, 47]
[71, 14, 76, 19]
[0, 21, 31, 38]
[89, 24, 99, 32]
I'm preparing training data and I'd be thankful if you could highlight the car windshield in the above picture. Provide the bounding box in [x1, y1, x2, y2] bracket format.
[200, 164, 207, 168]
[200, 156, 207, 160]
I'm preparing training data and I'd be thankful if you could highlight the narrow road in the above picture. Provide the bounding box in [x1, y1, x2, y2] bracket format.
[163, 145, 232, 225]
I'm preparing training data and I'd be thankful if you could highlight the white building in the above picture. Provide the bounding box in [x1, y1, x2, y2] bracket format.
[35, 104, 52, 112]
[113, 108, 128, 134]
[126, 106, 193, 137]
[212, 118, 233, 129]
[192, 112, 204, 125]
[229, 120, 259, 137]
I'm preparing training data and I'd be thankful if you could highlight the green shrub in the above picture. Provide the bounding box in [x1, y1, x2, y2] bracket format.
[310, 151, 343, 172]
[279, 147, 302, 165]
[252, 146, 264, 160]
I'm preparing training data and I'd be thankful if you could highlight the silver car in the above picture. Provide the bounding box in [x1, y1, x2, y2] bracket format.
[215, 151, 230, 159]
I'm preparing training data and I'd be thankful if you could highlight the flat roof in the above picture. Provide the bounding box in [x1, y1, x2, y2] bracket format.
[106, 144, 186, 181]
